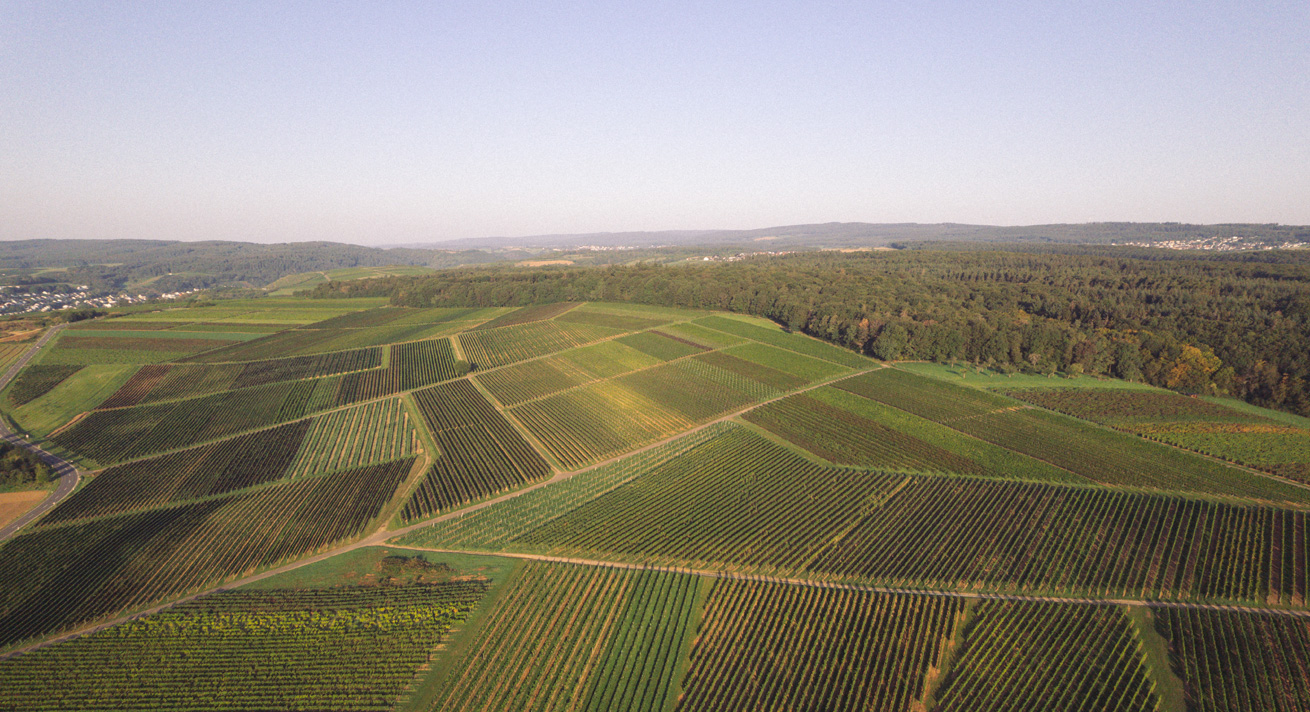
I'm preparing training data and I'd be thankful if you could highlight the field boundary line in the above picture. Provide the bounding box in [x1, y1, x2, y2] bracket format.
[899, 364, 1310, 498]
[1008, 394, 1310, 497]
[399, 547, 1310, 619]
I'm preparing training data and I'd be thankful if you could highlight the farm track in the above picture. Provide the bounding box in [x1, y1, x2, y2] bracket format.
[399, 549, 1310, 619]
[0, 325, 81, 541]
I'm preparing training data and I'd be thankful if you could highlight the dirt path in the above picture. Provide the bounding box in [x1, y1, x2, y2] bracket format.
[400, 548, 1310, 619]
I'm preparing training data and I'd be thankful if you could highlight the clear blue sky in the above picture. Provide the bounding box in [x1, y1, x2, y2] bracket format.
[3, 1, 1308, 244]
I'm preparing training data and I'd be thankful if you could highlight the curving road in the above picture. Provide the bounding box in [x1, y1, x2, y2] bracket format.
[0, 324, 80, 541]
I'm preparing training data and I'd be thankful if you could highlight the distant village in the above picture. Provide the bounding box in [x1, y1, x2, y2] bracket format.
[1114, 235, 1310, 251]
[699, 250, 794, 262]
[0, 286, 203, 315]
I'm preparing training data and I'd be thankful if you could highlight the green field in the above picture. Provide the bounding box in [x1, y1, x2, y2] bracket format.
[3, 294, 1307, 709]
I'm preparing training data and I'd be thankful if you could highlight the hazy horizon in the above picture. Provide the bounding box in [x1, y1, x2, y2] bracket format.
[3, 2, 1308, 245]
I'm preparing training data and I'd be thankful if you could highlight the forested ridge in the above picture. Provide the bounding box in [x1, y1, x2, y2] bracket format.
[0, 239, 508, 292]
[310, 248, 1310, 415]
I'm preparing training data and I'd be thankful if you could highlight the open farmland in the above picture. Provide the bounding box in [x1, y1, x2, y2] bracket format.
[932, 601, 1160, 712]
[679, 580, 959, 712]
[0, 582, 487, 711]
[37, 421, 312, 525]
[834, 368, 1310, 504]
[423, 562, 698, 712]
[401, 380, 551, 521]
[1007, 388, 1310, 486]
[1155, 607, 1310, 711]
[457, 320, 622, 369]
[285, 398, 421, 478]
[0, 459, 413, 648]
[3, 295, 1309, 710]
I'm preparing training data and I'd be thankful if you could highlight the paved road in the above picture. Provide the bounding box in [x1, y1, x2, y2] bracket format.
[0, 324, 80, 541]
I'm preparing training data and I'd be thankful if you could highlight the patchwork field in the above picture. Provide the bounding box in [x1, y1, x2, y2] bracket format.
[2, 295, 1307, 710]
[1006, 388, 1310, 485]
[0, 551, 491, 711]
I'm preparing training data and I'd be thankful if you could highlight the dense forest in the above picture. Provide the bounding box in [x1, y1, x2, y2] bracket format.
[311, 247, 1310, 416]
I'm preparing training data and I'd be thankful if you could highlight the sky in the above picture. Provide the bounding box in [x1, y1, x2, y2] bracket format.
[2, 1, 1308, 245]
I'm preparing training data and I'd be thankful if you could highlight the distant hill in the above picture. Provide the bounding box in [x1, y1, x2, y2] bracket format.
[400, 221, 1310, 250]
[3, 222, 1307, 295]
[0, 239, 511, 294]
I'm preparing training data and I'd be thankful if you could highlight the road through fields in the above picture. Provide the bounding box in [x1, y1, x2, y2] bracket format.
[0, 325, 80, 541]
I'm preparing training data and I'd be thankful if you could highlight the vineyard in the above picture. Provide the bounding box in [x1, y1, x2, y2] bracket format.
[658, 321, 747, 349]
[0, 458, 412, 648]
[619, 358, 776, 420]
[5, 364, 83, 407]
[0, 582, 488, 711]
[834, 369, 1310, 504]
[174, 307, 484, 362]
[68, 320, 188, 331]
[95, 347, 381, 407]
[513, 426, 907, 571]
[475, 340, 661, 407]
[506, 354, 793, 470]
[284, 398, 420, 478]
[932, 601, 1160, 712]
[427, 562, 697, 712]
[1008, 388, 1310, 486]
[52, 334, 245, 355]
[555, 306, 671, 332]
[719, 342, 853, 382]
[334, 338, 462, 403]
[692, 315, 870, 367]
[7, 298, 1310, 709]
[439, 424, 1310, 605]
[0, 342, 30, 371]
[52, 378, 334, 464]
[49, 339, 456, 467]
[694, 349, 806, 390]
[398, 424, 732, 551]
[1155, 607, 1310, 711]
[457, 320, 622, 369]
[509, 381, 694, 469]
[37, 420, 311, 525]
[181, 328, 356, 361]
[744, 392, 995, 474]
[616, 330, 709, 361]
[401, 380, 551, 522]
[807, 474, 1310, 604]
[1005, 389, 1263, 423]
[678, 580, 958, 712]
[466, 302, 582, 330]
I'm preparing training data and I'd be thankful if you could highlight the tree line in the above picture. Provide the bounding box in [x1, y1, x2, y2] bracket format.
[309, 248, 1310, 416]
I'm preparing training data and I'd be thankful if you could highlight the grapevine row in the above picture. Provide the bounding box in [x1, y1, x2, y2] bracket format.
[401, 380, 551, 522]
[0, 458, 413, 648]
